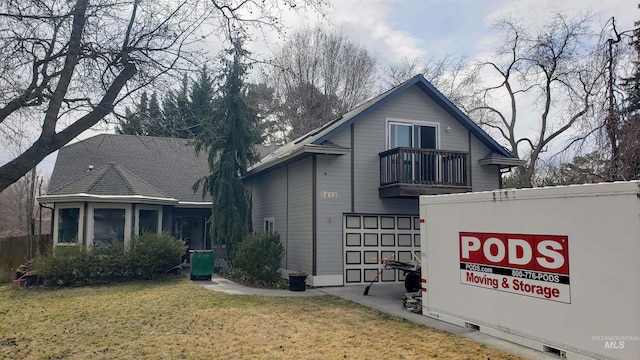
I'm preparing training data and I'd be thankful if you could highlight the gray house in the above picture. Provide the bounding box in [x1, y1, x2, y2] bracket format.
[244, 74, 522, 287]
[38, 135, 214, 254]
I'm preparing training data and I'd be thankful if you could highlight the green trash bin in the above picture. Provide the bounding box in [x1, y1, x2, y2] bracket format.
[190, 250, 215, 281]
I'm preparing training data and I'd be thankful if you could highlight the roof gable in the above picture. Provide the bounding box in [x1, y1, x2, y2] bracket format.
[247, 74, 516, 176]
[313, 74, 513, 157]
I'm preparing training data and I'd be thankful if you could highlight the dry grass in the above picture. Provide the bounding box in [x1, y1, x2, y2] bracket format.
[0, 278, 523, 359]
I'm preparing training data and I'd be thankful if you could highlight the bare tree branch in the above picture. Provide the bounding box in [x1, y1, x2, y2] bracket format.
[0, 0, 328, 192]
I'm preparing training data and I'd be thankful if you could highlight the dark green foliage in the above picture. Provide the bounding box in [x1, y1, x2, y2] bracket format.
[218, 266, 288, 289]
[117, 92, 167, 136]
[128, 232, 187, 279]
[623, 7, 640, 114]
[233, 232, 283, 282]
[35, 233, 186, 286]
[188, 66, 215, 136]
[617, 7, 640, 180]
[539, 153, 607, 186]
[90, 241, 129, 281]
[36, 246, 95, 286]
[193, 40, 262, 262]
[116, 66, 215, 139]
[163, 75, 194, 138]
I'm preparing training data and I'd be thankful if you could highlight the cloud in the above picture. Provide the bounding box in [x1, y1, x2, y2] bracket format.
[329, 0, 426, 62]
[251, 0, 427, 65]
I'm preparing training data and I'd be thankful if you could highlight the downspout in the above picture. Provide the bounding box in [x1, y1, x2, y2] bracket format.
[468, 130, 473, 190]
[286, 165, 289, 269]
[350, 123, 355, 213]
[312, 155, 317, 276]
[40, 204, 55, 250]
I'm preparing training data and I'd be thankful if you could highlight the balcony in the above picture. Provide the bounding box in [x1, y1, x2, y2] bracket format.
[379, 148, 472, 198]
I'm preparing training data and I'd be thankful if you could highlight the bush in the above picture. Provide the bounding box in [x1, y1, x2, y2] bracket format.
[36, 246, 95, 286]
[218, 266, 288, 289]
[128, 232, 186, 279]
[35, 233, 186, 286]
[88, 241, 129, 281]
[233, 232, 283, 282]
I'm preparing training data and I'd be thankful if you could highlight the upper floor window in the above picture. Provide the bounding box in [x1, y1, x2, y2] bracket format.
[388, 121, 438, 150]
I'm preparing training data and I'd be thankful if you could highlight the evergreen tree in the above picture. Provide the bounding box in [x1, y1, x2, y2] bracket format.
[145, 92, 168, 137]
[161, 75, 194, 138]
[189, 66, 215, 136]
[619, 6, 640, 179]
[117, 71, 214, 139]
[193, 40, 262, 262]
[623, 8, 640, 114]
[116, 92, 149, 135]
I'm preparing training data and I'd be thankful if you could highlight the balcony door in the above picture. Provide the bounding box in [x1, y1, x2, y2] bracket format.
[388, 122, 438, 183]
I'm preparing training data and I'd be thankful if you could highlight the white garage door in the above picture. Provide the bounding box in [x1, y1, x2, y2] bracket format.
[343, 214, 421, 285]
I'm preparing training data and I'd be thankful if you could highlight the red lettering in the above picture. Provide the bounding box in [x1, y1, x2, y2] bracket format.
[460, 232, 569, 275]
[512, 279, 560, 299]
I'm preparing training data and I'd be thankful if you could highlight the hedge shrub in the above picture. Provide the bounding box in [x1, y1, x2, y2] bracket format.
[128, 232, 186, 279]
[35, 233, 186, 286]
[233, 232, 283, 282]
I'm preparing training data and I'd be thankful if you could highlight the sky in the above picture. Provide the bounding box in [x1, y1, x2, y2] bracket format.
[1, 0, 637, 176]
[311, 0, 635, 64]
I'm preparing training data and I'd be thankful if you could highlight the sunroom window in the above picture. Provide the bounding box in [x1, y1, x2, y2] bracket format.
[93, 208, 125, 245]
[58, 208, 80, 244]
[139, 209, 159, 234]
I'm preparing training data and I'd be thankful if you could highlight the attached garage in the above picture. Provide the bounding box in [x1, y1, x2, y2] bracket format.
[343, 214, 421, 286]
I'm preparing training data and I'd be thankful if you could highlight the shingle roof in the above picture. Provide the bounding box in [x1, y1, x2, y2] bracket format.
[48, 134, 210, 202]
[52, 162, 169, 198]
[247, 74, 518, 176]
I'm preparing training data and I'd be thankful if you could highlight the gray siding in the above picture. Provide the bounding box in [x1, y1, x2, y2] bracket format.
[250, 157, 313, 274]
[470, 135, 501, 191]
[316, 150, 351, 276]
[286, 157, 313, 274]
[249, 164, 289, 266]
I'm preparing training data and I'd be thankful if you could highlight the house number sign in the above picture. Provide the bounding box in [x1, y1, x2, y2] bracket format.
[321, 191, 337, 198]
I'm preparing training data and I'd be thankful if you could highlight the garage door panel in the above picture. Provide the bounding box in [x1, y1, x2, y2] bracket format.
[364, 269, 379, 282]
[381, 269, 396, 282]
[381, 233, 395, 246]
[398, 234, 412, 247]
[363, 251, 378, 264]
[346, 251, 361, 264]
[345, 233, 361, 246]
[363, 216, 378, 229]
[346, 269, 361, 283]
[381, 216, 394, 229]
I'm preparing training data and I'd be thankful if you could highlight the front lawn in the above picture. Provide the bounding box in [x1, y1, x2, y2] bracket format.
[0, 278, 522, 359]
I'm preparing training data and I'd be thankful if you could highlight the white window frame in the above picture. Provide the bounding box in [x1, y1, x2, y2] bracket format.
[264, 217, 275, 233]
[87, 203, 132, 249]
[386, 118, 441, 150]
[135, 205, 163, 236]
[53, 202, 84, 246]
